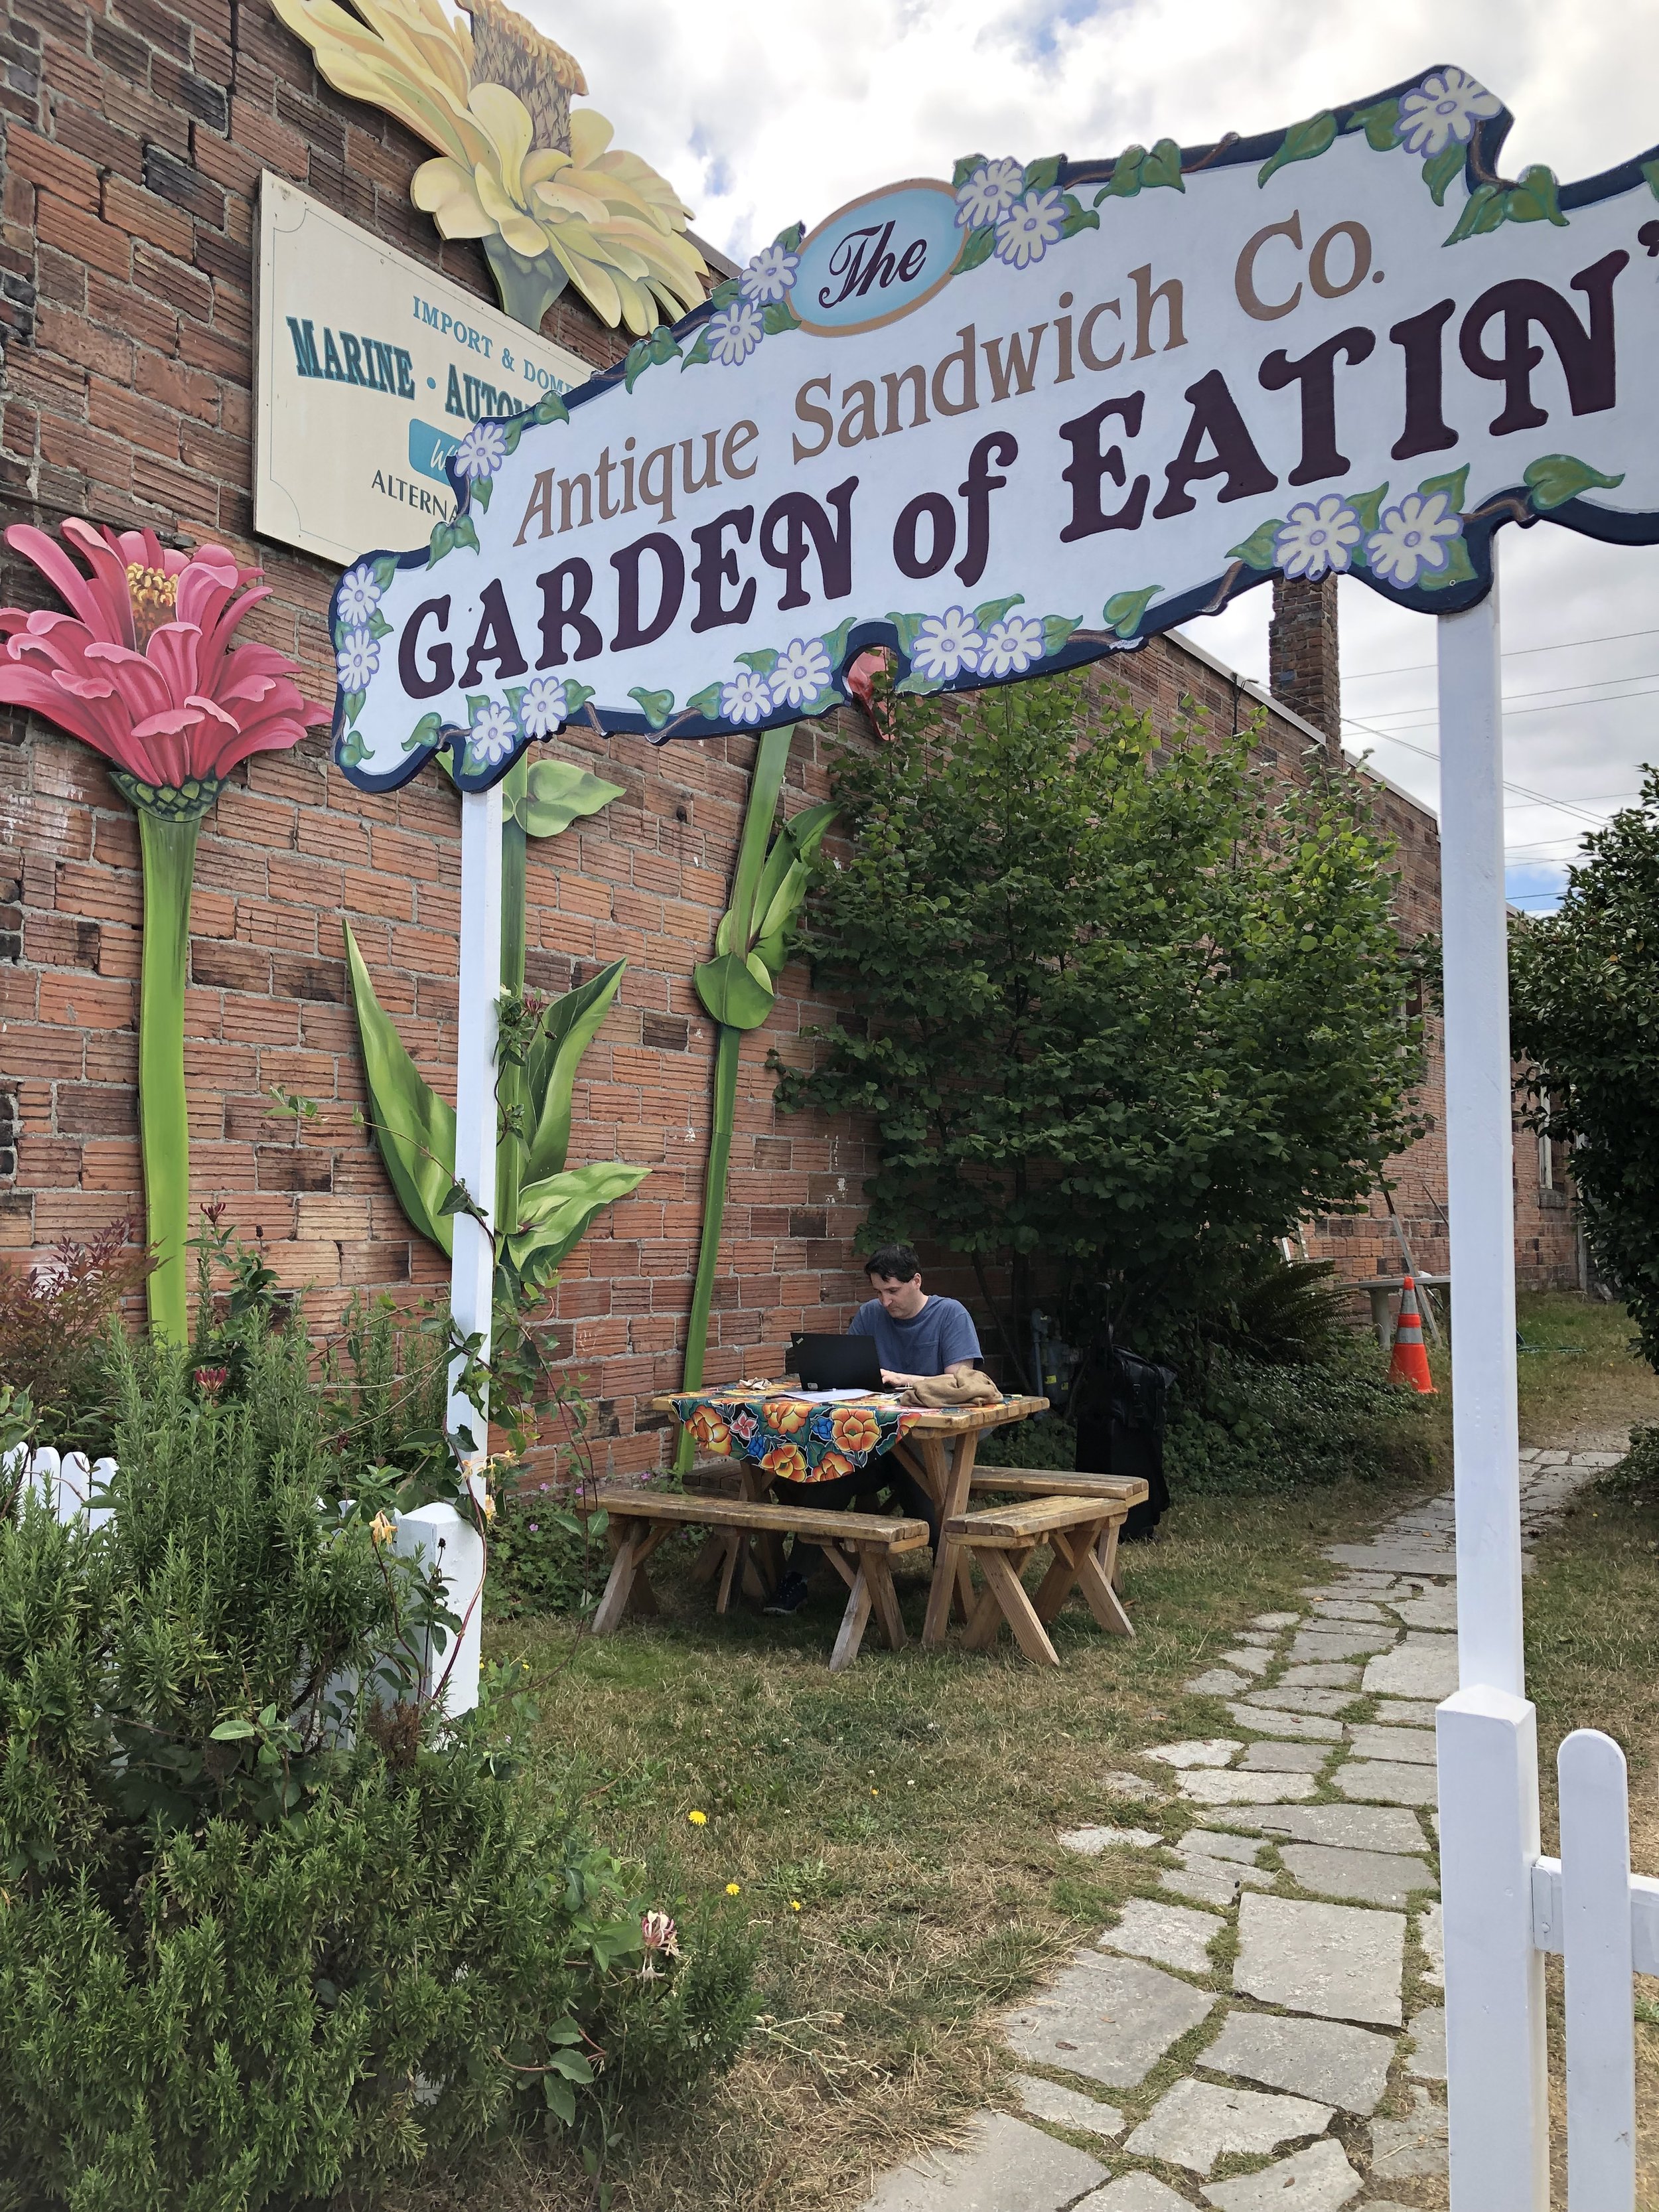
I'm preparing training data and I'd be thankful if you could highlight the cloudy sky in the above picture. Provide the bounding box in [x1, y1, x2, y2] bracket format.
[528, 0, 1659, 907]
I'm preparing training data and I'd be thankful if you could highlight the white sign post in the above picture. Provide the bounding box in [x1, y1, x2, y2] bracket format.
[326, 70, 1659, 2196]
[447, 784, 502, 1461]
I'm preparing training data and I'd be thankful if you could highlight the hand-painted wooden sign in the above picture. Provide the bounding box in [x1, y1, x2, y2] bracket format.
[332, 64, 1659, 791]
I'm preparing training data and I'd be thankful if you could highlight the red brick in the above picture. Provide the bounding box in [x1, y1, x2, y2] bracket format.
[37, 190, 131, 280]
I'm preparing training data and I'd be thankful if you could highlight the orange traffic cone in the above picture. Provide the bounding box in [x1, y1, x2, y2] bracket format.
[1388, 1275, 1437, 1394]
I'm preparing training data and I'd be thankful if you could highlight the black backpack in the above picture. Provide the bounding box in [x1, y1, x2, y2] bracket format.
[1073, 1339, 1175, 1539]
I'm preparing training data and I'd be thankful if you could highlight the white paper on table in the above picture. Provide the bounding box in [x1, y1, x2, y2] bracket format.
[785, 1386, 883, 1403]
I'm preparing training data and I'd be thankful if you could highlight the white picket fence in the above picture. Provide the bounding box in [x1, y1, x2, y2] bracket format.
[1440, 1692, 1657, 2209]
[7, 1445, 484, 1716]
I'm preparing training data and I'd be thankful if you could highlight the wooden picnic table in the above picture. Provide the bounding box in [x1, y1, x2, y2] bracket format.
[652, 1387, 1051, 1648]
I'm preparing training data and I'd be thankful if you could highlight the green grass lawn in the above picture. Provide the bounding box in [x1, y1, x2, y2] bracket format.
[438, 1291, 1655, 2212]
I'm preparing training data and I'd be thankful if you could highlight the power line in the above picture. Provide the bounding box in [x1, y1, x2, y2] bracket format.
[1342, 712, 1627, 830]
[1346, 623, 1659, 682]
[1357, 668, 1659, 721]
[1352, 681, 1659, 735]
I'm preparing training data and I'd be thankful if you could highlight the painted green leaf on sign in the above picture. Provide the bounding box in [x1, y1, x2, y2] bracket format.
[1348, 98, 1400, 153]
[1644, 159, 1659, 200]
[344, 921, 456, 1255]
[1524, 454, 1626, 510]
[1059, 202, 1100, 240]
[1103, 585, 1161, 638]
[1349, 483, 1389, 536]
[1418, 463, 1470, 514]
[974, 594, 1025, 628]
[1445, 181, 1506, 244]
[472, 477, 493, 512]
[1022, 155, 1062, 194]
[762, 297, 801, 335]
[952, 152, 987, 189]
[956, 223, 997, 273]
[1043, 614, 1083, 655]
[1422, 141, 1465, 206]
[1507, 165, 1567, 227]
[1228, 520, 1284, 571]
[532, 390, 569, 425]
[1093, 147, 1144, 205]
[628, 686, 674, 729]
[1258, 111, 1337, 188]
[1421, 533, 1479, 590]
[685, 682, 725, 717]
[1139, 138, 1185, 191]
[524, 957, 627, 1184]
[694, 950, 776, 1029]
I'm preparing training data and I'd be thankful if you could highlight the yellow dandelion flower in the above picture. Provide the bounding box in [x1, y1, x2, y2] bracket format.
[790, 1899, 802, 1912]
[725, 1881, 741, 1896]
[688, 1809, 707, 1826]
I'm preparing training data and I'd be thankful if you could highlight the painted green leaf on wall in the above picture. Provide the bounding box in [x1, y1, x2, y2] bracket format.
[344, 921, 457, 1256]
[504, 1159, 652, 1298]
[523, 956, 628, 1183]
[694, 948, 776, 1029]
[508, 757, 624, 838]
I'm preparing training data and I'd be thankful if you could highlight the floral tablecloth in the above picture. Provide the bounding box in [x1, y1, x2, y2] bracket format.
[670, 1390, 926, 1485]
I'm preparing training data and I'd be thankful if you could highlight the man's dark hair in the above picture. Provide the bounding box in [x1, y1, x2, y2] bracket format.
[864, 1243, 921, 1282]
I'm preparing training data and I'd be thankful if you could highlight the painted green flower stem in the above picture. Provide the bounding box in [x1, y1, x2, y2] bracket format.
[674, 723, 800, 1472]
[135, 806, 201, 1343]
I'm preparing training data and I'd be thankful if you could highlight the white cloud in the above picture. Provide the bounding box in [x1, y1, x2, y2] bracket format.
[528, 0, 1659, 857]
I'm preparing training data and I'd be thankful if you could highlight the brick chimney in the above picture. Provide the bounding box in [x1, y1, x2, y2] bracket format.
[1268, 572, 1342, 751]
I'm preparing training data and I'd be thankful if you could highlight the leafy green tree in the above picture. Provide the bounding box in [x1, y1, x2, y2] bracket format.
[771, 676, 1425, 1372]
[1510, 767, 1659, 1365]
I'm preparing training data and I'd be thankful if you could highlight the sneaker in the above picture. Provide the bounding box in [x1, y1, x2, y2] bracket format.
[763, 1570, 812, 1616]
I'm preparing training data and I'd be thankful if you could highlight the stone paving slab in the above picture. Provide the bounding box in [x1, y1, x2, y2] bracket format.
[1389, 1589, 1458, 1631]
[1368, 2084, 1449, 2179]
[1311, 1599, 1390, 1621]
[1333, 1760, 1439, 1808]
[1233, 1893, 1404, 2026]
[1179, 1770, 1317, 1806]
[1242, 1739, 1328, 1771]
[1162, 1862, 1242, 1908]
[1325, 1545, 1456, 1576]
[1060, 1826, 1165, 1855]
[1372, 1698, 1439, 1728]
[1279, 1663, 1362, 1688]
[860, 2110, 1107, 2211]
[1218, 1647, 1272, 1676]
[1201, 2138, 1362, 2209]
[1407, 2006, 1447, 2079]
[1003, 1951, 1216, 2087]
[1234, 1629, 1281, 1647]
[1146, 1739, 1242, 1769]
[1241, 1687, 1357, 1718]
[1076, 2177, 1192, 2211]
[1100, 1897, 1225, 1976]
[1187, 1668, 1252, 1696]
[1346, 1726, 1437, 1766]
[1362, 1636, 1459, 1700]
[1249, 1612, 1302, 1629]
[1287, 1629, 1398, 1663]
[1200, 2008, 1394, 2113]
[1103, 1771, 1166, 1801]
[1010, 2073, 1125, 2138]
[1220, 1803, 1429, 1854]
[1124, 2077, 1333, 2174]
[1183, 1829, 1267, 1864]
[1226, 1702, 1343, 1741]
[1278, 1843, 1434, 1908]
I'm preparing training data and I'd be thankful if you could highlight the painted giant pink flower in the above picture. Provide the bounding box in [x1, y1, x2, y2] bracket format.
[0, 518, 327, 793]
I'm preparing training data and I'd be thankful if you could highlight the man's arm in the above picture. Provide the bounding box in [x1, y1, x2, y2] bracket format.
[883, 1303, 981, 1387]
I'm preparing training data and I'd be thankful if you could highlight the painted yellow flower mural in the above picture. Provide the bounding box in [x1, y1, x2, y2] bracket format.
[271, 0, 709, 334]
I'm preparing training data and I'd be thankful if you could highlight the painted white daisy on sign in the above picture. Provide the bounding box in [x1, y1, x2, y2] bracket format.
[1274, 496, 1364, 581]
[910, 607, 985, 682]
[1396, 67, 1502, 159]
[1366, 490, 1463, 587]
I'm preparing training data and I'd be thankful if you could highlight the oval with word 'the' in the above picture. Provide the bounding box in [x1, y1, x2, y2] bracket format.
[794, 180, 964, 337]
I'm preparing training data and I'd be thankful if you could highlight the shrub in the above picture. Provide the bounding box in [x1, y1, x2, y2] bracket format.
[0, 1324, 755, 2208]
[1600, 1423, 1659, 1501]
[0, 1220, 149, 1455]
[484, 1477, 611, 1621]
[1166, 1345, 1432, 1495]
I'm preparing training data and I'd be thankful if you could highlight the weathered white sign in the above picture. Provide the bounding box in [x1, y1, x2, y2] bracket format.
[330, 67, 1659, 792]
[255, 173, 592, 568]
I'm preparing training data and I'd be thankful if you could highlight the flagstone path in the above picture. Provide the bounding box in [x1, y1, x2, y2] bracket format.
[861, 1441, 1624, 2212]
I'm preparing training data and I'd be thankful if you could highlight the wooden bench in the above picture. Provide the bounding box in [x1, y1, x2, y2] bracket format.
[591, 1487, 930, 1670]
[942, 1486, 1148, 1665]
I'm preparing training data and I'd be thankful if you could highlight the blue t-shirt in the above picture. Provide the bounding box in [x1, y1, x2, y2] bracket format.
[849, 1294, 981, 1377]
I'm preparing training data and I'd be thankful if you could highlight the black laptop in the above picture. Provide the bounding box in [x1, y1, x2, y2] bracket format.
[785, 1333, 885, 1390]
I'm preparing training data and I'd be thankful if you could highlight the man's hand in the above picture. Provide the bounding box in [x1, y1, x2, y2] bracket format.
[881, 1369, 918, 1387]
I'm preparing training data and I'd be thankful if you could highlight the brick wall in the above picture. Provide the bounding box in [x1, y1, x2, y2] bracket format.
[0, 0, 1575, 1481]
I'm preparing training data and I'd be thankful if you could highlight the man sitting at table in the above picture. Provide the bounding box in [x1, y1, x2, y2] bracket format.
[764, 1245, 981, 1617]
